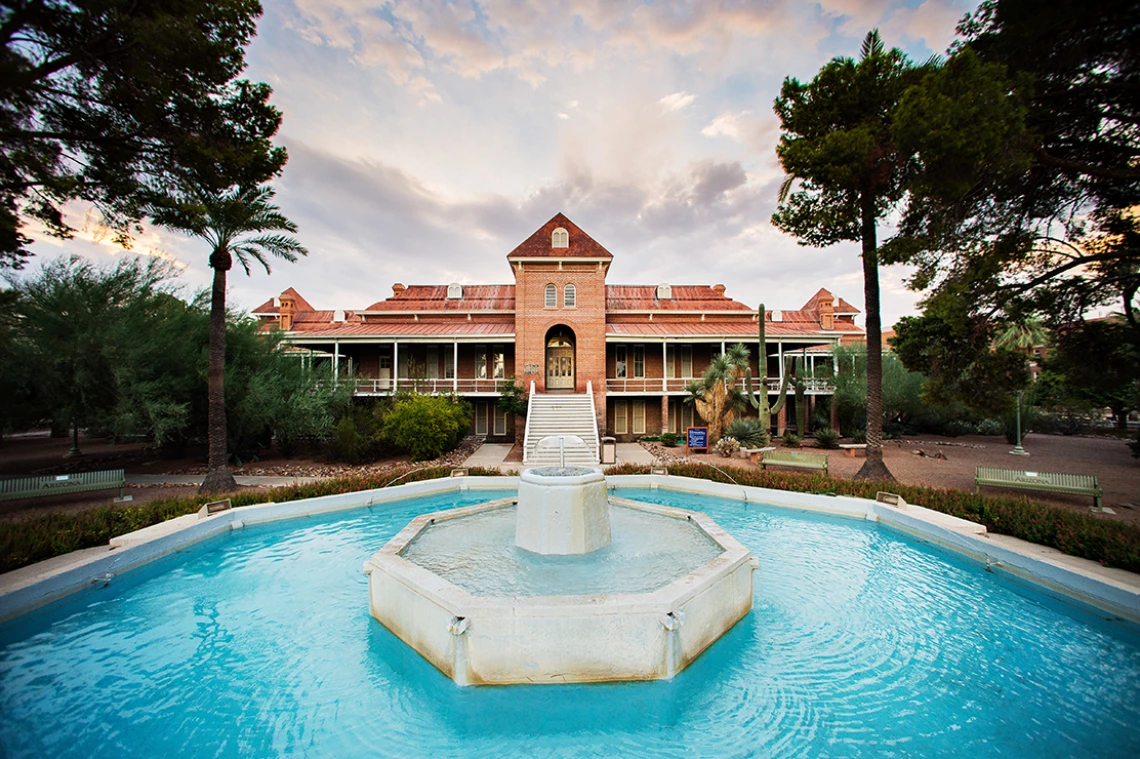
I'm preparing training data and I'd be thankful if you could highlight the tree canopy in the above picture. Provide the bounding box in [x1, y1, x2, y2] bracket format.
[772, 30, 929, 480]
[884, 0, 1139, 413]
[0, 0, 284, 269]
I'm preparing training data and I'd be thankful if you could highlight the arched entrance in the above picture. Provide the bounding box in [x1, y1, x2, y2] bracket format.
[545, 326, 576, 390]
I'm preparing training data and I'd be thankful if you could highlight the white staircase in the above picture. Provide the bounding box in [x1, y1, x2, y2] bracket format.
[523, 381, 600, 466]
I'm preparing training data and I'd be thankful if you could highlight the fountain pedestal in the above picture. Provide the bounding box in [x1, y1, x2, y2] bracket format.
[515, 467, 611, 555]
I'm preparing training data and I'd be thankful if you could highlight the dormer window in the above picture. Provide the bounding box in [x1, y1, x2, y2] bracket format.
[656, 283, 672, 300]
[552, 227, 569, 248]
[545, 283, 557, 308]
[447, 283, 463, 299]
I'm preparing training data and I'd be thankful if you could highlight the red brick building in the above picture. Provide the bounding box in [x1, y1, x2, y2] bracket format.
[253, 213, 863, 442]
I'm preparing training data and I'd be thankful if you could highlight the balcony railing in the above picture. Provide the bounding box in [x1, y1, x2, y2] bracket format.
[605, 377, 834, 393]
[349, 377, 512, 395]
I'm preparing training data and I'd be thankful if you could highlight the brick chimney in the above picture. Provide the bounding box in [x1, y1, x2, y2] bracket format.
[392, 283, 406, 295]
[712, 284, 726, 296]
[279, 292, 295, 331]
[819, 293, 835, 330]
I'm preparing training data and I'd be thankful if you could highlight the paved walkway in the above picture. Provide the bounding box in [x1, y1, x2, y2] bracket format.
[459, 442, 658, 472]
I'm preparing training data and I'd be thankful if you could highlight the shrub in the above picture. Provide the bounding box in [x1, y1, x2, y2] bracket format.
[725, 419, 770, 448]
[976, 418, 1004, 437]
[0, 465, 505, 575]
[599, 462, 1140, 573]
[781, 432, 801, 448]
[1130, 429, 1140, 458]
[813, 428, 840, 449]
[715, 436, 741, 457]
[659, 432, 679, 447]
[384, 393, 472, 461]
[942, 419, 977, 437]
[850, 429, 867, 444]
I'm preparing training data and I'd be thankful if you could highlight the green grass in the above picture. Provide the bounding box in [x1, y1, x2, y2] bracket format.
[606, 462, 1140, 573]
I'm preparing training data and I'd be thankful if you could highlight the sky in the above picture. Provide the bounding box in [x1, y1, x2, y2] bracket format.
[27, 0, 979, 327]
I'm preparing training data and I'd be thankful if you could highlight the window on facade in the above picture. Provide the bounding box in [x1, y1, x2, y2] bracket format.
[680, 346, 692, 377]
[665, 346, 675, 378]
[633, 401, 646, 434]
[475, 403, 489, 435]
[614, 400, 628, 435]
[425, 346, 439, 379]
[380, 354, 392, 371]
[564, 284, 576, 308]
[633, 345, 645, 378]
[493, 347, 505, 379]
[656, 283, 672, 300]
[552, 227, 569, 248]
[545, 284, 557, 308]
[494, 406, 507, 435]
[477, 347, 488, 379]
[447, 283, 463, 299]
[615, 346, 627, 379]
[443, 349, 455, 380]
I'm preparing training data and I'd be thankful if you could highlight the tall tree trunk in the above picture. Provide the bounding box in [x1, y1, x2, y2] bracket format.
[200, 249, 238, 494]
[855, 195, 895, 481]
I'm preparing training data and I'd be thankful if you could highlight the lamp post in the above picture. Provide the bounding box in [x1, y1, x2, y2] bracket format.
[1010, 389, 1029, 456]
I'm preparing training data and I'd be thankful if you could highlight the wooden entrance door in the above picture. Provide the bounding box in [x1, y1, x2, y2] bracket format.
[546, 334, 575, 390]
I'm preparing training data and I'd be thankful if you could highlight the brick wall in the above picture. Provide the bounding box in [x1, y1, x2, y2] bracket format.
[513, 259, 609, 429]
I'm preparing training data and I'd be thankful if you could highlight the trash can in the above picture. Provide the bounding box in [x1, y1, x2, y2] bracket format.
[600, 436, 617, 465]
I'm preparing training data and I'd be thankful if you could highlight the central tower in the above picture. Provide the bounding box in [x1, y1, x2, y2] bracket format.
[508, 213, 611, 427]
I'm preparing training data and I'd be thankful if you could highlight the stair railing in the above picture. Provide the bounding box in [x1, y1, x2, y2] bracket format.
[523, 380, 536, 464]
[585, 380, 600, 463]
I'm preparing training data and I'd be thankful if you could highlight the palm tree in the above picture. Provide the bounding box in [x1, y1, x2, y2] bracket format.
[154, 185, 307, 493]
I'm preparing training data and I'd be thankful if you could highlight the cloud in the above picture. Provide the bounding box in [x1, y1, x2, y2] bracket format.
[658, 91, 697, 112]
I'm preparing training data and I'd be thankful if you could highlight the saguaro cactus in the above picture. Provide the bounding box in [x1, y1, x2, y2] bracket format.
[743, 304, 794, 436]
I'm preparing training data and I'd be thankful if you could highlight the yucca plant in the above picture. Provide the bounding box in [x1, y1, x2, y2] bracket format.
[813, 428, 840, 449]
[725, 418, 771, 448]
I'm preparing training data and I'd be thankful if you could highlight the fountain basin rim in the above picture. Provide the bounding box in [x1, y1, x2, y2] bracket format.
[364, 496, 755, 611]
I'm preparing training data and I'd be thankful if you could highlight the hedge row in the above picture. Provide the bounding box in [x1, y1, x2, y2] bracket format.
[0, 466, 503, 575]
[4, 463, 1137, 577]
[606, 462, 1140, 573]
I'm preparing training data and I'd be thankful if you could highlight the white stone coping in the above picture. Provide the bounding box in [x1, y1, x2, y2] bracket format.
[2, 473, 1138, 626]
[367, 495, 754, 612]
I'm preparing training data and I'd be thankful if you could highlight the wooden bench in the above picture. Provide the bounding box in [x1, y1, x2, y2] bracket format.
[839, 443, 867, 458]
[760, 450, 829, 474]
[975, 467, 1103, 509]
[0, 469, 129, 502]
[741, 446, 776, 464]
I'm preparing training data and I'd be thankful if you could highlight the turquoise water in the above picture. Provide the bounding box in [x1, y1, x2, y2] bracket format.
[402, 504, 722, 596]
[1, 486, 1138, 758]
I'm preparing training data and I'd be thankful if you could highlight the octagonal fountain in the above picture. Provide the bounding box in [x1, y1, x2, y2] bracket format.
[364, 465, 757, 686]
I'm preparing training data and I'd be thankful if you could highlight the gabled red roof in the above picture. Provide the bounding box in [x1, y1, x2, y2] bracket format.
[364, 285, 515, 312]
[606, 285, 753, 312]
[800, 288, 859, 315]
[251, 287, 315, 315]
[506, 213, 614, 260]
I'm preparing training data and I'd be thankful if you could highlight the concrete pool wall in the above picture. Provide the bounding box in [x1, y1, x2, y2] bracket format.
[1, 474, 1138, 626]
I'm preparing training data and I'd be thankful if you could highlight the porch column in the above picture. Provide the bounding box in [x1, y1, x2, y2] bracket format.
[720, 340, 726, 356]
[453, 341, 459, 393]
[333, 341, 340, 376]
[661, 342, 667, 391]
[777, 342, 784, 389]
[393, 341, 398, 392]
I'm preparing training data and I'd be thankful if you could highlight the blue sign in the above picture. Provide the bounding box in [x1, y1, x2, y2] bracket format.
[686, 427, 708, 451]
